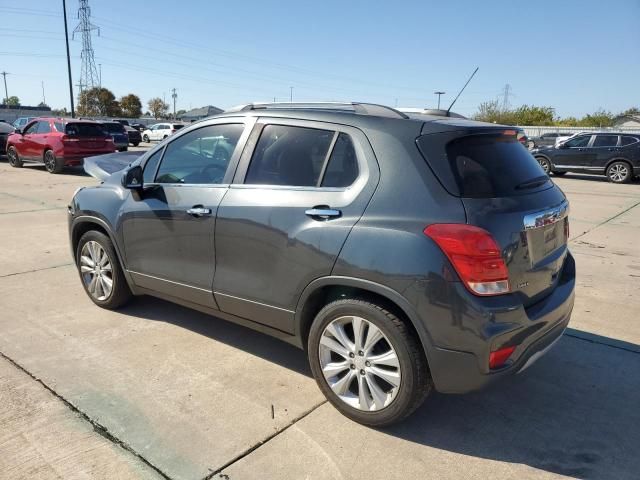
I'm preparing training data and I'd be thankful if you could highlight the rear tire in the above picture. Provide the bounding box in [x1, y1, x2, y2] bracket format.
[308, 298, 432, 427]
[606, 161, 632, 184]
[7, 146, 23, 167]
[536, 156, 552, 175]
[76, 230, 132, 309]
[552, 171, 567, 176]
[132, 142, 140, 147]
[43, 149, 64, 174]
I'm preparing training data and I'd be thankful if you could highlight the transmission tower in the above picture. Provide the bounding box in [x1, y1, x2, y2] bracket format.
[500, 84, 512, 112]
[73, 0, 100, 92]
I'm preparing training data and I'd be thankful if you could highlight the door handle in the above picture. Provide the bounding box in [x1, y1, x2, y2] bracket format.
[305, 207, 341, 220]
[186, 206, 212, 217]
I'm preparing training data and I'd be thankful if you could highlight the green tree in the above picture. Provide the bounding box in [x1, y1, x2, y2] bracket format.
[3, 96, 20, 106]
[473, 100, 502, 123]
[77, 87, 122, 117]
[147, 97, 169, 118]
[576, 109, 613, 127]
[119, 94, 142, 118]
[511, 105, 555, 126]
[620, 107, 639, 117]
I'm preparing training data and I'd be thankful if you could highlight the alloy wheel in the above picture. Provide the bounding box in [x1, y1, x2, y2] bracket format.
[608, 164, 628, 183]
[7, 148, 18, 166]
[44, 151, 56, 172]
[80, 241, 114, 301]
[537, 158, 550, 174]
[318, 315, 401, 411]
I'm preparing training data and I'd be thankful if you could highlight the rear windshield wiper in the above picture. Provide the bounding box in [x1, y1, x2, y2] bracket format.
[515, 176, 550, 190]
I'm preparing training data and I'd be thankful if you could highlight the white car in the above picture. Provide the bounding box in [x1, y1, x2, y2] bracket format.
[142, 123, 185, 142]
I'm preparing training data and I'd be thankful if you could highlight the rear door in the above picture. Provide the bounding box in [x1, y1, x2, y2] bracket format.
[212, 118, 378, 333]
[121, 120, 252, 308]
[553, 134, 594, 170]
[33, 120, 53, 159]
[591, 134, 620, 171]
[417, 130, 569, 306]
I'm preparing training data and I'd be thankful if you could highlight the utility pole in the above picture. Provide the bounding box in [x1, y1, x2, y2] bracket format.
[62, 0, 75, 117]
[73, 0, 100, 90]
[41, 81, 46, 105]
[290, 86, 293, 102]
[434, 91, 445, 109]
[501, 83, 512, 112]
[171, 88, 177, 119]
[0, 71, 8, 104]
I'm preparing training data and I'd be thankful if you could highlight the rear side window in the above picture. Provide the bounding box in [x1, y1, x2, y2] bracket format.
[593, 135, 618, 147]
[54, 122, 64, 132]
[321, 133, 359, 187]
[245, 125, 334, 187]
[418, 133, 549, 198]
[66, 123, 106, 137]
[621, 136, 639, 146]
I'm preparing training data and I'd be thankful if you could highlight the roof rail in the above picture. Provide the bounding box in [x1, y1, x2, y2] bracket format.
[224, 102, 409, 119]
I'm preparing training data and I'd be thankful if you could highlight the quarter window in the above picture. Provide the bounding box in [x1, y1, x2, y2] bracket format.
[245, 125, 334, 187]
[154, 124, 244, 184]
[593, 135, 618, 147]
[321, 133, 359, 187]
[565, 135, 591, 148]
[621, 136, 639, 146]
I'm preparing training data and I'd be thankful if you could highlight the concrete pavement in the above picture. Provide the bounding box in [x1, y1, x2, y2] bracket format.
[0, 161, 638, 480]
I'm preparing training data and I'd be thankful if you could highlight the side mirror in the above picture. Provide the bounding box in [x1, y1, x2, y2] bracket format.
[14, 128, 22, 135]
[123, 165, 143, 189]
[557, 143, 568, 149]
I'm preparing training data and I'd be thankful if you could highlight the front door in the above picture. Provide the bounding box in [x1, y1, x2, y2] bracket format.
[121, 122, 251, 307]
[19, 121, 40, 159]
[213, 119, 378, 333]
[553, 134, 594, 170]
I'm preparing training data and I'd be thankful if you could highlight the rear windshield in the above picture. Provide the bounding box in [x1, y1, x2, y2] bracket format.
[101, 123, 125, 133]
[417, 132, 550, 198]
[173, 124, 184, 130]
[66, 123, 107, 137]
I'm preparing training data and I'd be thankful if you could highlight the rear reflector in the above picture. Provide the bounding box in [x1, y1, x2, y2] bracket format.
[489, 345, 517, 369]
[424, 224, 510, 296]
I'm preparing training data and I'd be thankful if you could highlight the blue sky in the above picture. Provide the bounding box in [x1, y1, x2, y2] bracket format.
[1, 1, 639, 117]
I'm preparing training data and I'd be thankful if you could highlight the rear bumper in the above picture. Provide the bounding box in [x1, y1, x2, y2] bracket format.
[61, 151, 116, 165]
[426, 252, 575, 394]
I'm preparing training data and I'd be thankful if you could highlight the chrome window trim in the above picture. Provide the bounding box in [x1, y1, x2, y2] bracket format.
[523, 201, 570, 230]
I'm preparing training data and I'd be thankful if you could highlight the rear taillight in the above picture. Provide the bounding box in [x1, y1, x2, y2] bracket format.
[424, 224, 510, 296]
[62, 135, 79, 142]
[171, 129, 176, 133]
[489, 345, 517, 369]
[105, 137, 113, 142]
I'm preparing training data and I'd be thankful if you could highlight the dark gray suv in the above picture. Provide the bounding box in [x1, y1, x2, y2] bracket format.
[68, 103, 575, 426]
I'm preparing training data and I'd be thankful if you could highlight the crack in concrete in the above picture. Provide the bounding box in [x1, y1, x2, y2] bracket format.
[0, 352, 174, 480]
[570, 199, 640, 242]
[0, 263, 74, 278]
[202, 400, 328, 480]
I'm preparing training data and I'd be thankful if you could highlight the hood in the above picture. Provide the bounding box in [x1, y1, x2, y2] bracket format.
[84, 151, 143, 181]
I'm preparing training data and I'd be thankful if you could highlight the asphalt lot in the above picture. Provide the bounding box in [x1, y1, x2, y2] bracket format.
[0, 153, 639, 480]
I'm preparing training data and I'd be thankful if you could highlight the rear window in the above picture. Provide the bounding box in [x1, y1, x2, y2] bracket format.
[66, 123, 107, 137]
[101, 123, 125, 133]
[172, 124, 184, 130]
[418, 132, 550, 198]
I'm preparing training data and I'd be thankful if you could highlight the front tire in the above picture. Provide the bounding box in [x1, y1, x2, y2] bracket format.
[143, 134, 150, 143]
[7, 146, 23, 167]
[553, 171, 567, 176]
[76, 230, 132, 309]
[606, 161, 632, 184]
[308, 299, 432, 427]
[43, 149, 64, 174]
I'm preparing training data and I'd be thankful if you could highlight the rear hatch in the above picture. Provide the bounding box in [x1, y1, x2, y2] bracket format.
[417, 128, 569, 306]
[64, 122, 113, 152]
[101, 123, 128, 143]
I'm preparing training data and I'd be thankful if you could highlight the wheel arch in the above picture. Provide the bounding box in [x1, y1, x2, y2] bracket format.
[605, 157, 633, 170]
[295, 276, 434, 363]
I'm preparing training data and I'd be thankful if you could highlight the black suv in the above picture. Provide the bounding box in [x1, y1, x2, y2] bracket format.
[68, 103, 575, 426]
[533, 132, 640, 183]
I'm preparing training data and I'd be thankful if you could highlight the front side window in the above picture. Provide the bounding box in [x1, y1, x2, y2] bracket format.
[155, 124, 244, 184]
[565, 135, 591, 148]
[245, 125, 334, 186]
[321, 133, 359, 187]
[36, 121, 51, 134]
[23, 122, 38, 134]
[593, 135, 618, 147]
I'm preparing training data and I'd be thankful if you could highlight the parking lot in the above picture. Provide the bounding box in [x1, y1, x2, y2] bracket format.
[1, 158, 639, 480]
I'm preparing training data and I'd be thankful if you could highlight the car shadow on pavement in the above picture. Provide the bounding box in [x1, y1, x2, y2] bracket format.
[122, 296, 312, 377]
[386, 332, 640, 480]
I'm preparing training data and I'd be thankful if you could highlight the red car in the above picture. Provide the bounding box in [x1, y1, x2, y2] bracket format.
[6, 118, 116, 174]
